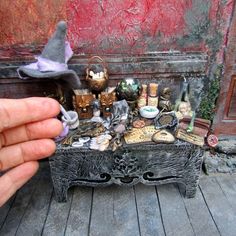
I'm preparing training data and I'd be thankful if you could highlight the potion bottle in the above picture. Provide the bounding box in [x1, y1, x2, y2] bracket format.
[137, 84, 147, 108]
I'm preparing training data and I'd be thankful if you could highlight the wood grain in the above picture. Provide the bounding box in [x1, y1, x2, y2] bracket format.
[1, 162, 236, 236]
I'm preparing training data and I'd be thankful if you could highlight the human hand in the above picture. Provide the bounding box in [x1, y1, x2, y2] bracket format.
[0, 97, 63, 207]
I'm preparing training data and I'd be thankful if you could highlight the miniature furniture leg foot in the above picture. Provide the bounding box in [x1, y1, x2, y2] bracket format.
[52, 180, 69, 202]
[185, 181, 198, 198]
[183, 147, 203, 198]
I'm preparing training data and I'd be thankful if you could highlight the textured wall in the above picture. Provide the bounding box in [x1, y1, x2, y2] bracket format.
[67, 0, 190, 53]
[0, 0, 67, 46]
[0, 0, 234, 59]
[66, 0, 232, 55]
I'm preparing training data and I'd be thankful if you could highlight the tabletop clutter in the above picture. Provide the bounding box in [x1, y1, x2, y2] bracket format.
[16, 20, 218, 152]
[55, 55, 217, 151]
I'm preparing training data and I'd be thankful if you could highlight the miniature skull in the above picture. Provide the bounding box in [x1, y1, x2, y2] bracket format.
[178, 101, 192, 117]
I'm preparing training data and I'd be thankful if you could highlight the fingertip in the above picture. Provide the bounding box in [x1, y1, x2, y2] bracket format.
[41, 98, 61, 117]
[49, 98, 61, 114]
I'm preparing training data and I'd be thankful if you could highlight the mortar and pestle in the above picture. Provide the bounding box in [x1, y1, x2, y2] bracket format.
[60, 105, 79, 130]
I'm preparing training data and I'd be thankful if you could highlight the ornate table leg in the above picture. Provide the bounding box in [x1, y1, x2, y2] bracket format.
[51, 178, 69, 202]
[183, 147, 204, 198]
[185, 178, 199, 198]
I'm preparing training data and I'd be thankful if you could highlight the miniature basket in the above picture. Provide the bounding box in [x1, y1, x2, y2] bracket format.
[86, 56, 108, 93]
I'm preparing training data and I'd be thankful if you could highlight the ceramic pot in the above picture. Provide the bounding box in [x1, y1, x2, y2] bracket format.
[62, 111, 79, 130]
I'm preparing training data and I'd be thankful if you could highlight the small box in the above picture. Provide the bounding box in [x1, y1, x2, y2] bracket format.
[73, 89, 95, 119]
[99, 88, 117, 117]
[178, 117, 211, 137]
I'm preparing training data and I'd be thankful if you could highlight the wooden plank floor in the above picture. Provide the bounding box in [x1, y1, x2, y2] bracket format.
[1, 161, 236, 236]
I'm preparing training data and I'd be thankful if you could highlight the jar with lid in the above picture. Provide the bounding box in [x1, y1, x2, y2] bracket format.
[148, 83, 158, 107]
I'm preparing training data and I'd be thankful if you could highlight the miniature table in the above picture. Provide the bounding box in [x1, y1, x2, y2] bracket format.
[49, 141, 203, 202]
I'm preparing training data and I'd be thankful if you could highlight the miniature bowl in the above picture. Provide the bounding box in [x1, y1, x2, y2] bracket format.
[139, 106, 159, 119]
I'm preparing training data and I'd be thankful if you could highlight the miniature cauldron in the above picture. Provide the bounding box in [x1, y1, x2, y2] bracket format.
[86, 56, 108, 93]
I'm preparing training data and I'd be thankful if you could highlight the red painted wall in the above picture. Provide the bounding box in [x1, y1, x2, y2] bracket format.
[0, 0, 67, 46]
[67, 0, 191, 53]
[0, 0, 234, 60]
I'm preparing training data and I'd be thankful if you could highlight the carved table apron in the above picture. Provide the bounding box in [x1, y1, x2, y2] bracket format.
[49, 141, 203, 202]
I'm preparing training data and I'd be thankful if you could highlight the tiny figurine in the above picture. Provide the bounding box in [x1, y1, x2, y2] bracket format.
[109, 100, 130, 151]
[175, 77, 191, 108]
[175, 77, 193, 120]
[17, 21, 80, 88]
[178, 101, 191, 115]
[86, 56, 108, 93]
[186, 111, 196, 133]
[148, 83, 159, 107]
[111, 99, 130, 122]
[158, 87, 173, 112]
[91, 99, 103, 123]
[92, 99, 101, 117]
[176, 101, 193, 120]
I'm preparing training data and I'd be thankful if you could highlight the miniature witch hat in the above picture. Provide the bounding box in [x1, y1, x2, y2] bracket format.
[17, 21, 80, 88]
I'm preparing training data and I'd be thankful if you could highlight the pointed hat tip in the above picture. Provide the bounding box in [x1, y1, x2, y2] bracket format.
[57, 21, 67, 31]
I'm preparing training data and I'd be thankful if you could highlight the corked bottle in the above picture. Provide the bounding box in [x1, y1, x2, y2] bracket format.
[148, 83, 158, 107]
[137, 84, 147, 108]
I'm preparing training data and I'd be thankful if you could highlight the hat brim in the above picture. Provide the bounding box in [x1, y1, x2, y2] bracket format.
[18, 67, 76, 78]
[18, 67, 81, 88]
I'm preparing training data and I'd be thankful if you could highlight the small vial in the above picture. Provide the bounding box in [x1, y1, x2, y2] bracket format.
[137, 84, 147, 108]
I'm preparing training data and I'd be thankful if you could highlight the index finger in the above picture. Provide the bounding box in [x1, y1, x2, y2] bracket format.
[0, 97, 60, 132]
